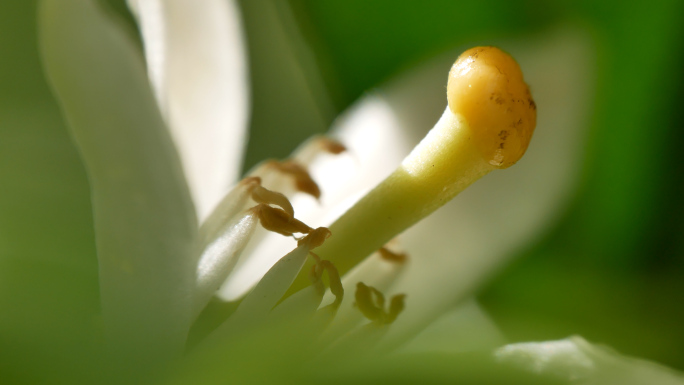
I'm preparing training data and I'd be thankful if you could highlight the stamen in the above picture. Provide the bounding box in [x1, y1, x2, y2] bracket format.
[251, 204, 313, 237]
[307, 253, 343, 310]
[378, 246, 408, 264]
[317, 244, 408, 341]
[246, 135, 345, 202]
[265, 160, 321, 199]
[250, 185, 294, 217]
[386, 294, 406, 324]
[354, 282, 406, 325]
[262, 240, 341, 338]
[217, 179, 323, 301]
[308, 259, 326, 297]
[325, 261, 344, 309]
[293, 136, 347, 164]
[215, 136, 345, 301]
[355, 282, 385, 322]
[297, 227, 331, 249]
[316, 138, 347, 155]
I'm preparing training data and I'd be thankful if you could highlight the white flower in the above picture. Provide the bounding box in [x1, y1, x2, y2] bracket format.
[38, 0, 684, 384]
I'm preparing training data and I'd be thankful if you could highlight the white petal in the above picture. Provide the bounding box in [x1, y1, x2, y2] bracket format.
[269, 286, 322, 321]
[400, 299, 507, 355]
[193, 212, 258, 319]
[40, 0, 197, 363]
[128, 0, 250, 220]
[208, 242, 311, 343]
[234, 243, 311, 318]
[495, 337, 596, 381]
[496, 336, 684, 384]
[198, 177, 259, 248]
[218, 221, 297, 300]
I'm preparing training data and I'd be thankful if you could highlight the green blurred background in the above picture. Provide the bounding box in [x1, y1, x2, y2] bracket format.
[1, 0, 684, 381]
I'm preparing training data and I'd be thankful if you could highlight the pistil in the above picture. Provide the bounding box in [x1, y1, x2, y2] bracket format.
[288, 46, 537, 293]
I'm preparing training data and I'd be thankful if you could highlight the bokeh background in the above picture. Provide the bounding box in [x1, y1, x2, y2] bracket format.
[1, 0, 683, 381]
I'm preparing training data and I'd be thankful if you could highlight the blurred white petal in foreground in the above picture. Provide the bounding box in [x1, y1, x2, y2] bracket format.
[40, 0, 197, 365]
[496, 336, 684, 384]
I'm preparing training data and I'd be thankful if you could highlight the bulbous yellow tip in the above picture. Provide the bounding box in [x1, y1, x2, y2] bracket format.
[447, 46, 536, 168]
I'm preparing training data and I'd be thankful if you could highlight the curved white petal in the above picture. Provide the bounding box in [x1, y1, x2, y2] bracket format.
[400, 299, 506, 355]
[210, 241, 312, 341]
[496, 336, 684, 384]
[128, 0, 250, 220]
[40, 0, 197, 364]
[193, 212, 258, 319]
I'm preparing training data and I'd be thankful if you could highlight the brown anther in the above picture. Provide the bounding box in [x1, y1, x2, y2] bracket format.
[354, 282, 406, 325]
[268, 160, 321, 199]
[252, 204, 313, 237]
[355, 282, 385, 322]
[250, 185, 294, 217]
[309, 251, 322, 263]
[321, 260, 343, 307]
[240, 176, 262, 187]
[386, 294, 406, 324]
[368, 286, 386, 310]
[308, 254, 344, 308]
[324, 262, 343, 302]
[297, 227, 331, 250]
[309, 261, 326, 296]
[378, 247, 408, 263]
[316, 137, 347, 155]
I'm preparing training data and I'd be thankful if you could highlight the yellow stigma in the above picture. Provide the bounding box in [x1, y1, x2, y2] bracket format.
[447, 46, 536, 168]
